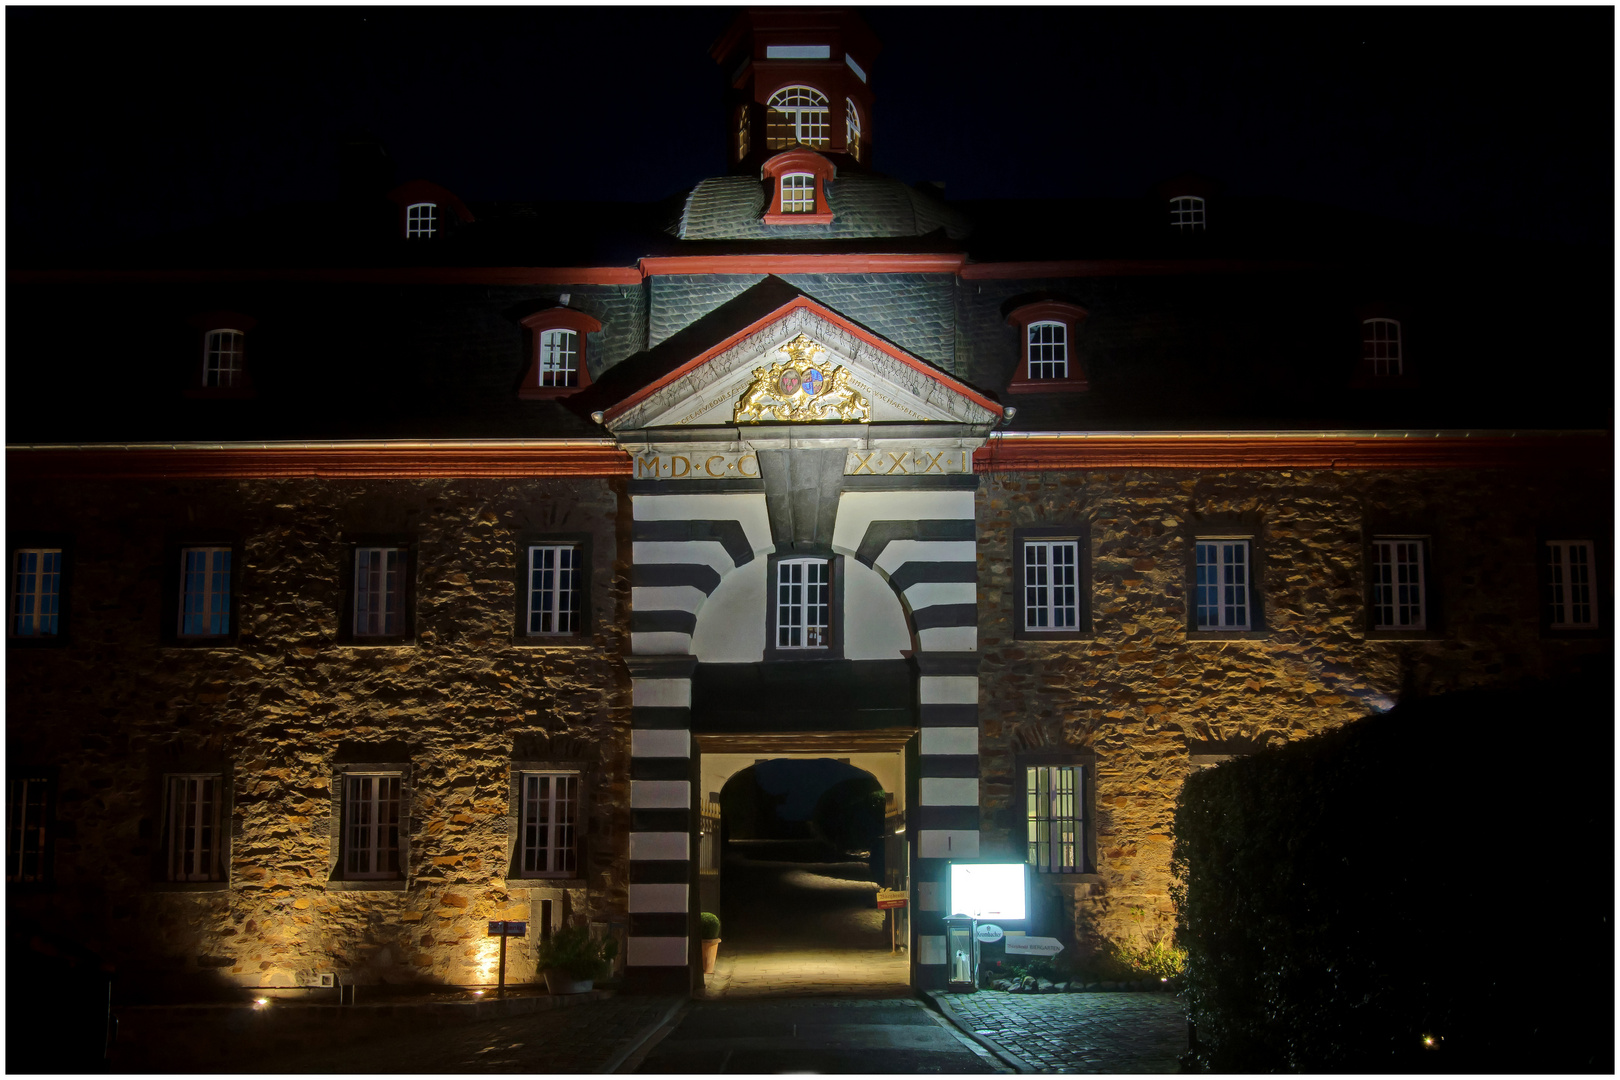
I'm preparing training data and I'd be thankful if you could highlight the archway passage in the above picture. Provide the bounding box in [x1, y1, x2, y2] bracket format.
[701, 752, 910, 998]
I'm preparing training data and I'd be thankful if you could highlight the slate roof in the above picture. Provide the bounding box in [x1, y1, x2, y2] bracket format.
[671, 174, 971, 242]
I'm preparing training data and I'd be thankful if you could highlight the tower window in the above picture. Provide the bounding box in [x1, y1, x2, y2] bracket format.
[1363, 318, 1402, 377]
[1170, 195, 1206, 230]
[737, 106, 751, 162]
[766, 85, 830, 149]
[405, 202, 437, 239]
[845, 98, 861, 161]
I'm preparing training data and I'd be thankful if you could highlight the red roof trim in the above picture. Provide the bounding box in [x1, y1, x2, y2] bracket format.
[603, 293, 1004, 423]
[962, 259, 1325, 280]
[7, 445, 632, 480]
[8, 267, 644, 285]
[976, 434, 1612, 471]
[639, 254, 966, 276]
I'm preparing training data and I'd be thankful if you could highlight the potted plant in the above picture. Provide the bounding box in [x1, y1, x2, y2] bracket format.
[700, 912, 722, 974]
[537, 923, 618, 994]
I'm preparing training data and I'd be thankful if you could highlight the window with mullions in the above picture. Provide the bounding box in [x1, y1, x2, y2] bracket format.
[538, 329, 579, 387]
[1026, 764, 1088, 874]
[1363, 318, 1402, 377]
[203, 329, 244, 388]
[527, 544, 581, 636]
[7, 774, 50, 884]
[780, 173, 816, 213]
[1195, 540, 1250, 630]
[11, 548, 61, 638]
[1023, 539, 1079, 631]
[777, 558, 830, 649]
[766, 85, 830, 148]
[737, 106, 751, 161]
[165, 773, 225, 882]
[519, 772, 579, 877]
[1170, 195, 1205, 230]
[1546, 540, 1598, 629]
[178, 547, 232, 638]
[353, 547, 407, 638]
[845, 98, 861, 160]
[343, 773, 402, 879]
[1027, 321, 1068, 380]
[405, 202, 437, 239]
[1371, 538, 1426, 631]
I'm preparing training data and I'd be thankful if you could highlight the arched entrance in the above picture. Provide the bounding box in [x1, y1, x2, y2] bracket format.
[697, 745, 911, 997]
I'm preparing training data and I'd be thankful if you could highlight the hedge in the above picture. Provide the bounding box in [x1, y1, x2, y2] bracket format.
[1172, 674, 1613, 1073]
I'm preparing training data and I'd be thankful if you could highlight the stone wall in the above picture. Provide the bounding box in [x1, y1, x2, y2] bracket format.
[6, 475, 633, 995]
[974, 465, 1610, 957]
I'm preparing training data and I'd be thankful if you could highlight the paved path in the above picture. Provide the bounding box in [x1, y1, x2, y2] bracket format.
[932, 990, 1188, 1073]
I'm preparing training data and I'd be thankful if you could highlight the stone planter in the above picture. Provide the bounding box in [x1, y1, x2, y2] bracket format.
[701, 939, 721, 974]
[543, 969, 595, 995]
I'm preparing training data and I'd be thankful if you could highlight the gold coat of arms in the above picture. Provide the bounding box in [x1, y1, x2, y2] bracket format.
[733, 334, 870, 422]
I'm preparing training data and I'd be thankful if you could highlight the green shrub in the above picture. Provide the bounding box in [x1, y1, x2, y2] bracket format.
[700, 912, 721, 940]
[535, 924, 619, 982]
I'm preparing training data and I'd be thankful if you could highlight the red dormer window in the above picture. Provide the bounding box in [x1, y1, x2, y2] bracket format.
[384, 180, 474, 240]
[761, 149, 835, 225]
[184, 311, 257, 398]
[1006, 300, 1089, 394]
[518, 308, 601, 399]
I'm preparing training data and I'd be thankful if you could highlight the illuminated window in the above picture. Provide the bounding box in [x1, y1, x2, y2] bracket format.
[6, 774, 50, 884]
[1170, 195, 1205, 230]
[165, 773, 225, 882]
[845, 98, 861, 161]
[1026, 763, 1089, 873]
[1006, 301, 1088, 393]
[538, 329, 579, 387]
[1027, 321, 1068, 379]
[519, 309, 600, 398]
[1546, 540, 1598, 628]
[178, 546, 232, 638]
[203, 329, 244, 388]
[776, 558, 830, 649]
[343, 773, 402, 879]
[1371, 538, 1426, 631]
[780, 173, 817, 214]
[10, 548, 61, 638]
[1363, 318, 1402, 377]
[766, 85, 830, 148]
[405, 202, 437, 239]
[737, 106, 751, 161]
[353, 546, 407, 638]
[1023, 539, 1079, 631]
[527, 544, 581, 635]
[518, 772, 579, 877]
[1195, 540, 1250, 630]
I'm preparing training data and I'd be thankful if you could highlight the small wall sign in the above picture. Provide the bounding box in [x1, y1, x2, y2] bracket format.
[1004, 935, 1065, 957]
[974, 923, 1004, 943]
[487, 921, 527, 937]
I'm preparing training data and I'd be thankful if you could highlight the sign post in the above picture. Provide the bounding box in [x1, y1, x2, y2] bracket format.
[486, 921, 528, 996]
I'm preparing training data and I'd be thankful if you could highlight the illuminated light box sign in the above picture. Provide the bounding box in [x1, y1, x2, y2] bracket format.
[948, 862, 1027, 921]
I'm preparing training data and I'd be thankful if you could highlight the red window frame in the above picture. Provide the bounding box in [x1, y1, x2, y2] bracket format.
[761, 149, 836, 225]
[1006, 300, 1089, 394]
[518, 308, 602, 399]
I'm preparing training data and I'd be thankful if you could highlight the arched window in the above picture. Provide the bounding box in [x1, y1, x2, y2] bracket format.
[1363, 318, 1402, 377]
[203, 329, 245, 388]
[1169, 196, 1205, 230]
[405, 202, 437, 239]
[1006, 300, 1089, 394]
[766, 86, 830, 149]
[1026, 321, 1067, 380]
[737, 106, 751, 162]
[845, 98, 862, 161]
[518, 307, 600, 398]
[537, 329, 579, 387]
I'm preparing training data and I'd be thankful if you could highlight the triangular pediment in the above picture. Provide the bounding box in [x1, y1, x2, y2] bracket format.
[602, 293, 1002, 433]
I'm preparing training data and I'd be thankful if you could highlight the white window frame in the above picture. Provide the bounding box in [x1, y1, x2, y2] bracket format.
[343, 773, 402, 879]
[1195, 539, 1251, 630]
[776, 557, 830, 649]
[527, 543, 581, 636]
[1371, 538, 1426, 631]
[405, 202, 437, 239]
[353, 546, 406, 638]
[518, 771, 579, 878]
[10, 547, 62, 638]
[766, 85, 830, 148]
[1026, 764, 1085, 874]
[203, 328, 244, 388]
[1363, 318, 1402, 377]
[7, 775, 49, 884]
[1170, 195, 1206, 230]
[845, 98, 861, 161]
[1026, 320, 1069, 379]
[1547, 540, 1598, 628]
[165, 773, 225, 882]
[1023, 539, 1079, 631]
[178, 546, 232, 638]
[780, 172, 817, 214]
[537, 328, 579, 387]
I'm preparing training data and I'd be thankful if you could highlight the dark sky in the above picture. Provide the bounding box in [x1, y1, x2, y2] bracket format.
[7, 5, 1612, 254]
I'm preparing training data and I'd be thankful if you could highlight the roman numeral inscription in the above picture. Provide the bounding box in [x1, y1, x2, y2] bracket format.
[845, 449, 971, 476]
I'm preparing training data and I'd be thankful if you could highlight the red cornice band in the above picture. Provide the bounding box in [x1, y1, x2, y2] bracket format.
[6, 446, 633, 480]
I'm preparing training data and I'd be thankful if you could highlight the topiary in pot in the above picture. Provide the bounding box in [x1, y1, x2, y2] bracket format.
[700, 912, 722, 974]
[537, 924, 618, 993]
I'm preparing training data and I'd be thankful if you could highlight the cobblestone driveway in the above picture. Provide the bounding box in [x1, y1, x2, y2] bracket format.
[933, 991, 1188, 1073]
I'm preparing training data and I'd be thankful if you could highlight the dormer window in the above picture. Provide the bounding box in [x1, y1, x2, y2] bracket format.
[405, 202, 437, 239]
[1006, 300, 1089, 394]
[1363, 318, 1402, 376]
[845, 98, 862, 161]
[185, 312, 256, 398]
[761, 150, 836, 225]
[766, 85, 830, 149]
[1170, 195, 1206, 230]
[518, 308, 601, 399]
[204, 330, 244, 388]
[780, 173, 816, 213]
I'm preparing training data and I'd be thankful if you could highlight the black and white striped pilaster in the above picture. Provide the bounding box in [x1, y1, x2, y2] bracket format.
[630, 493, 770, 655]
[625, 655, 697, 983]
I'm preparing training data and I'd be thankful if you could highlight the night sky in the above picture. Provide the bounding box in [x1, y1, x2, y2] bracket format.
[7, 5, 1612, 255]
